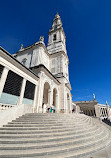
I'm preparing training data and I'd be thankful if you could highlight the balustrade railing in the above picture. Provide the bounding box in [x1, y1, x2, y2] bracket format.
[0, 103, 15, 111]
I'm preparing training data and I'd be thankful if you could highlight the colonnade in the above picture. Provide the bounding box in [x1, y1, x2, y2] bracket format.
[0, 65, 72, 114]
[100, 107, 108, 118]
[80, 108, 96, 117]
[0, 65, 38, 112]
[38, 81, 59, 113]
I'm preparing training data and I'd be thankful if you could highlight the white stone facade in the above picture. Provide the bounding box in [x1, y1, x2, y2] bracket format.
[0, 13, 72, 114]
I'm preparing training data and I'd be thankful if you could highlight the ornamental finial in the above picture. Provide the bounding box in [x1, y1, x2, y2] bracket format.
[55, 12, 60, 19]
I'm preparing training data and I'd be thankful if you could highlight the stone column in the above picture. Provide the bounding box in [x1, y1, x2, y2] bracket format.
[70, 95, 72, 113]
[105, 108, 107, 117]
[17, 78, 26, 106]
[100, 108, 102, 117]
[64, 91, 67, 113]
[0, 67, 9, 98]
[107, 106, 109, 118]
[76, 105, 79, 113]
[104, 108, 105, 117]
[67, 98, 70, 113]
[36, 72, 44, 113]
[37, 80, 44, 113]
[101, 108, 103, 117]
[56, 93, 59, 113]
[48, 89, 53, 107]
[105, 108, 107, 116]
[33, 85, 38, 113]
[94, 104, 100, 118]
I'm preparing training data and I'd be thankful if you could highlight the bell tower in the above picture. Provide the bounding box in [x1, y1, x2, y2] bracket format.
[47, 13, 70, 82]
[47, 13, 67, 54]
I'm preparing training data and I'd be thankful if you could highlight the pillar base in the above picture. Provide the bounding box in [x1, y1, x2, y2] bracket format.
[32, 107, 37, 113]
[38, 107, 43, 113]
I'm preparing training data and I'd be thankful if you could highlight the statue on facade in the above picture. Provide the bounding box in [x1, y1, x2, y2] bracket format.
[93, 93, 95, 100]
[19, 44, 23, 51]
[39, 36, 44, 42]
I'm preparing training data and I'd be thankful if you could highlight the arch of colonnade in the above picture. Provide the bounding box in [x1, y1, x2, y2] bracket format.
[80, 108, 96, 117]
[41, 81, 59, 113]
[100, 107, 108, 118]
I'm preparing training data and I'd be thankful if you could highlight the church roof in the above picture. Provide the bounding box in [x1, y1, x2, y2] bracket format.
[74, 100, 98, 104]
[13, 40, 47, 55]
[0, 46, 39, 80]
[30, 64, 60, 85]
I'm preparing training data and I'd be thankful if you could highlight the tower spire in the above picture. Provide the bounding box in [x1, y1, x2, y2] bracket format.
[55, 12, 60, 19]
[47, 13, 66, 54]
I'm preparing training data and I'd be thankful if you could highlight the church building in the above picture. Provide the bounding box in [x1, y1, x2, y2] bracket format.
[0, 13, 72, 114]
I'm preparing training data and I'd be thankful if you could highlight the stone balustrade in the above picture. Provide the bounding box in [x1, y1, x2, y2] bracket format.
[0, 103, 14, 111]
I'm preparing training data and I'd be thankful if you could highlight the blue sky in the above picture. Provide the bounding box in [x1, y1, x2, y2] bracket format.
[0, 0, 111, 105]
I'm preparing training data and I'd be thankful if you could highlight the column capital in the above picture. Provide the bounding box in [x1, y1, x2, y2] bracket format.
[4, 66, 9, 71]
[0, 67, 9, 98]
[23, 78, 27, 82]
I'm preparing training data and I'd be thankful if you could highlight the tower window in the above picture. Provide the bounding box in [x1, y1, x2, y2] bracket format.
[53, 34, 56, 41]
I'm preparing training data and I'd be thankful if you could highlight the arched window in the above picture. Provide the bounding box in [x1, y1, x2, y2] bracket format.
[22, 58, 27, 66]
[53, 34, 56, 41]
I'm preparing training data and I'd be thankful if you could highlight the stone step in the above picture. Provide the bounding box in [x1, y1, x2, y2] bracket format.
[0, 123, 95, 131]
[18, 114, 87, 118]
[0, 126, 100, 139]
[16, 113, 89, 118]
[0, 127, 102, 150]
[0, 125, 97, 135]
[12, 118, 91, 124]
[0, 133, 109, 157]
[0, 113, 110, 158]
[44, 134, 111, 158]
[22, 113, 79, 116]
[16, 114, 88, 118]
[14, 118, 90, 122]
[0, 127, 106, 144]
[14, 116, 89, 120]
[11, 120, 91, 124]
[5, 121, 92, 127]
[8, 121, 90, 125]
[0, 130, 109, 157]
[8, 117, 91, 123]
[0, 126, 103, 141]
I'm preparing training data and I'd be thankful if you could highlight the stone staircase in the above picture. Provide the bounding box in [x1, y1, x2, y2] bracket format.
[0, 113, 111, 158]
